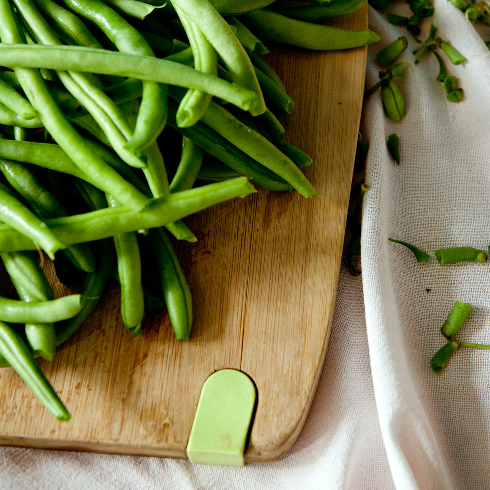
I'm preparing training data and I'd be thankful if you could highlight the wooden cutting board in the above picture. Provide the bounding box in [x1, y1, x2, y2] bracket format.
[0, 6, 368, 463]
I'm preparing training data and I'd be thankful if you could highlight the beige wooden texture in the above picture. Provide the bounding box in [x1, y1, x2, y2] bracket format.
[0, 7, 368, 462]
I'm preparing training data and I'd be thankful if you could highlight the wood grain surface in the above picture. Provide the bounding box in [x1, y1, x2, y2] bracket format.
[0, 6, 368, 463]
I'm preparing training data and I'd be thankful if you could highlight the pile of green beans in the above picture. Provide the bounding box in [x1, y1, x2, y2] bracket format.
[0, 0, 378, 420]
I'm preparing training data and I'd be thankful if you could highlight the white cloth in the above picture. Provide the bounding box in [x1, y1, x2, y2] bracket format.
[2, 3, 490, 488]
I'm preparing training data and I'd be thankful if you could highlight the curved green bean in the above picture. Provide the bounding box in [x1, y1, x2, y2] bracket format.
[0, 294, 82, 323]
[61, 0, 167, 155]
[0, 44, 257, 112]
[0, 78, 36, 120]
[147, 228, 192, 340]
[1, 251, 56, 361]
[170, 0, 266, 116]
[0, 181, 65, 258]
[274, 0, 366, 23]
[32, 0, 103, 48]
[175, 7, 218, 128]
[0, 4, 150, 211]
[0, 178, 257, 252]
[170, 137, 204, 192]
[0, 103, 43, 128]
[107, 194, 144, 335]
[0, 320, 70, 420]
[242, 10, 380, 50]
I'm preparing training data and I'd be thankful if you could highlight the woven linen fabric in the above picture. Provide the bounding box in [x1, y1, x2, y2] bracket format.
[1, 3, 489, 488]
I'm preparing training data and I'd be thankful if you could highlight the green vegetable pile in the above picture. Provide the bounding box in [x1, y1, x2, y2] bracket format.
[0, 0, 378, 420]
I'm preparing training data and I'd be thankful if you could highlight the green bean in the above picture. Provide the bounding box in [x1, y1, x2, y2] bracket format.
[119, 100, 196, 242]
[32, 0, 103, 48]
[175, 7, 218, 128]
[0, 178, 257, 252]
[104, 78, 143, 106]
[60, 69, 147, 168]
[0, 103, 43, 128]
[147, 227, 192, 340]
[227, 16, 268, 55]
[0, 78, 36, 120]
[0, 181, 66, 258]
[0, 71, 21, 88]
[197, 159, 241, 181]
[0, 135, 96, 272]
[227, 105, 262, 133]
[199, 101, 317, 197]
[0, 4, 150, 211]
[210, 0, 276, 13]
[13, 126, 31, 141]
[60, 0, 167, 155]
[107, 194, 144, 335]
[0, 136, 193, 242]
[137, 30, 184, 58]
[54, 181, 113, 343]
[112, 270, 164, 313]
[434, 247, 487, 264]
[1, 251, 56, 361]
[431, 341, 459, 376]
[170, 0, 266, 116]
[256, 109, 284, 144]
[166, 102, 293, 191]
[0, 138, 106, 186]
[274, 0, 366, 23]
[389, 238, 429, 262]
[0, 293, 81, 323]
[242, 10, 380, 50]
[441, 301, 472, 339]
[0, 320, 70, 420]
[2, 251, 52, 302]
[160, 0, 276, 13]
[101, 0, 160, 19]
[254, 66, 294, 115]
[14, 0, 147, 169]
[0, 44, 256, 112]
[170, 137, 204, 192]
[280, 142, 312, 168]
[56, 239, 114, 345]
[246, 49, 285, 91]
